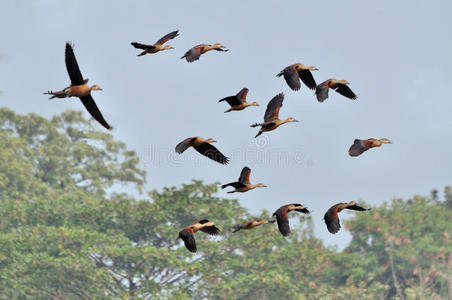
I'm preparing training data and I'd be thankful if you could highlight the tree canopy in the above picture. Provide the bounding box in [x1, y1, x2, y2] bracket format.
[0, 108, 450, 299]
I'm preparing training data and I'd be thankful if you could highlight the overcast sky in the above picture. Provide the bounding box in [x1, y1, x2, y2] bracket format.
[1, 0, 451, 247]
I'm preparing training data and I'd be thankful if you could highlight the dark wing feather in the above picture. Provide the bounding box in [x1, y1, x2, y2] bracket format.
[236, 88, 249, 103]
[282, 67, 301, 91]
[294, 208, 310, 214]
[298, 70, 317, 90]
[131, 42, 151, 50]
[348, 140, 367, 157]
[346, 204, 370, 211]
[221, 182, 246, 189]
[179, 230, 197, 253]
[155, 30, 179, 45]
[334, 84, 357, 100]
[79, 95, 111, 130]
[181, 47, 201, 62]
[274, 208, 290, 237]
[65, 43, 85, 85]
[232, 224, 244, 233]
[264, 93, 284, 122]
[324, 209, 341, 234]
[200, 225, 221, 235]
[194, 143, 229, 165]
[315, 82, 329, 103]
[238, 167, 251, 184]
[175, 138, 194, 154]
[218, 96, 241, 106]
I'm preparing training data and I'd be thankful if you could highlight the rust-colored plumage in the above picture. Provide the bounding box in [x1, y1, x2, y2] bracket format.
[218, 88, 259, 112]
[176, 219, 221, 253]
[44, 43, 111, 130]
[324, 201, 371, 234]
[349, 138, 391, 157]
[131, 30, 179, 56]
[181, 43, 228, 62]
[175, 136, 229, 165]
[250, 93, 298, 138]
[221, 166, 266, 193]
[232, 219, 275, 233]
[277, 63, 318, 91]
[272, 204, 310, 236]
[315, 79, 357, 102]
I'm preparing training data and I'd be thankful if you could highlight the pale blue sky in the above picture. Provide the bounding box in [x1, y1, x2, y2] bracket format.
[1, 0, 451, 247]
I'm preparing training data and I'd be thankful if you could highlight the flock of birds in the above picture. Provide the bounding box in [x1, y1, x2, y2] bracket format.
[44, 30, 391, 253]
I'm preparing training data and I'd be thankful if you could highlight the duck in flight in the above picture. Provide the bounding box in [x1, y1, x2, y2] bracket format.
[131, 30, 179, 56]
[221, 166, 266, 193]
[175, 136, 230, 165]
[44, 43, 111, 130]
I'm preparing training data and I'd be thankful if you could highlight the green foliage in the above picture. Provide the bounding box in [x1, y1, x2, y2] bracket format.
[0, 108, 450, 299]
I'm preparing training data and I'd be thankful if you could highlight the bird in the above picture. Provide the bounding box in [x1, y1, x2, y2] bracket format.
[131, 30, 179, 56]
[250, 93, 298, 138]
[176, 219, 221, 253]
[44, 43, 111, 130]
[175, 137, 229, 165]
[324, 201, 371, 234]
[277, 63, 318, 91]
[232, 219, 275, 233]
[348, 138, 391, 157]
[181, 43, 228, 62]
[218, 88, 259, 113]
[315, 79, 357, 102]
[272, 204, 310, 236]
[221, 166, 266, 193]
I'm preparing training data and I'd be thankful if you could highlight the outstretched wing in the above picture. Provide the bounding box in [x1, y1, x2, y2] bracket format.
[324, 208, 341, 234]
[181, 46, 202, 62]
[346, 204, 370, 211]
[130, 42, 151, 50]
[155, 30, 179, 45]
[298, 70, 317, 90]
[348, 139, 367, 157]
[179, 230, 197, 253]
[65, 43, 85, 85]
[280, 66, 301, 91]
[274, 207, 290, 237]
[315, 81, 330, 102]
[193, 143, 229, 165]
[236, 88, 249, 103]
[221, 182, 246, 189]
[335, 84, 357, 100]
[200, 225, 221, 235]
[218, 96, 241, 107]
[79, 95, 111, 130]
[238, 166, 251, 184]
[264, 93, 284, 122]
[175, 137, 195, 154]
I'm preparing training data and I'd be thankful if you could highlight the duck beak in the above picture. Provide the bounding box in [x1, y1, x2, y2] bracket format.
[293, 119, 299, 122]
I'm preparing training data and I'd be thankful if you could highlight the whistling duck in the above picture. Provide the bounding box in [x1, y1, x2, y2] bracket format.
[232, 219, 275, 233]
[176, 219, 221, 253]
[272, 204, 310, 237]
[315, 79, 357, 103]
[349, 138, 391, 157]
[181, 43, 228, 62]
[324, 201, 371, 234]
[250, 93, 298, 138]
[175, 137, 229, 165]
[44, 43, 111, 130]
[218, 88, 259, 113]
[221, 166, 266, 193]
[131, 30, 179, 56]
[277, 63, 318, 91]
